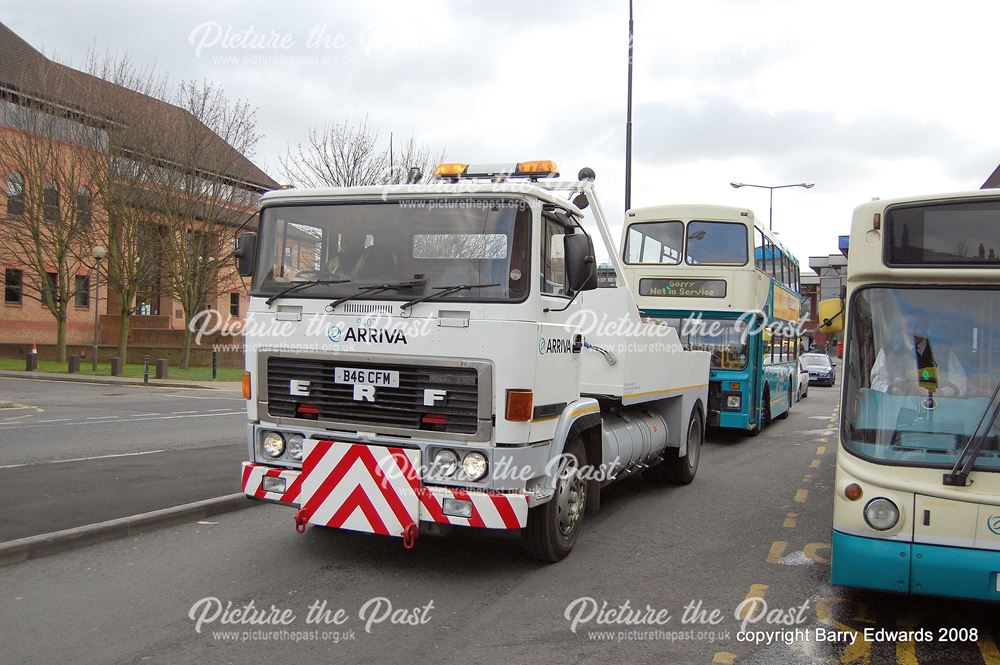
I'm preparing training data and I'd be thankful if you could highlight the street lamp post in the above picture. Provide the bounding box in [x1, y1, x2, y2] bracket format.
[730, 182, 815, 231]
[624, 0, 634, 211]
[91, 245, 106, 372]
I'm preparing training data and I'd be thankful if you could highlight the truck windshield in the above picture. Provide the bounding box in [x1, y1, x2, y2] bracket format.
[659, 316, 749, 370]
[253, 199, 531, 304]
[842, 286, 1000, 472]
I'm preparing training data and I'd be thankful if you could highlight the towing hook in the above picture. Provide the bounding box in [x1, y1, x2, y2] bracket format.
[294, 509, 308, 534]
[402, 523, 419, 551]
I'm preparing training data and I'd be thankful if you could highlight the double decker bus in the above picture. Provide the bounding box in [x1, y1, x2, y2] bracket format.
[620, 204, 802, 435]
[829, 190, 1000, 600]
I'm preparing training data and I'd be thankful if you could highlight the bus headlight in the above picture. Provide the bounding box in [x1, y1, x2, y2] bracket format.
[726, 395, 741, 409]
[863, 497, 899, 531]
[462, 452, 488, 481]
[262, 432, 285, 458]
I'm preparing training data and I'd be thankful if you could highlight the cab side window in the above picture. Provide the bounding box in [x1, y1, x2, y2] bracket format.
[541, 219, 568, 296]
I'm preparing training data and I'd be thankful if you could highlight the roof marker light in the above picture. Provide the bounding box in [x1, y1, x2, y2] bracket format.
[432, 163, 469, 177]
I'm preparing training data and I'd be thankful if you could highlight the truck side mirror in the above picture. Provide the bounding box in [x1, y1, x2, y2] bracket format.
[564, 232, 597, 293]
[234, 232, 257, 277]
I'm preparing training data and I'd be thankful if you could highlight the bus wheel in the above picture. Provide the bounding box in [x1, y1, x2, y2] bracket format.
[761, 385, 772, 426]
[645, 408, 702, 485]
[523, 438, 587, 563]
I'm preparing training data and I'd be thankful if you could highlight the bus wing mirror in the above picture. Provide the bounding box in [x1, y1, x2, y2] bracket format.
[234, 232, 257, 277]
[818, 297, 844, 334]
[564, 232, 598, 293]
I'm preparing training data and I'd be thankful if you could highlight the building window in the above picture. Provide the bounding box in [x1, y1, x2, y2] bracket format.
[75, 276, 90, 308]
[42, 272, 57, 308]
[6, 172, 24, 217]
[4, 268, 22, 304]
[230, 292, 240, 316]
[76, 187, 92, 228]
[43, 180, 59, 223]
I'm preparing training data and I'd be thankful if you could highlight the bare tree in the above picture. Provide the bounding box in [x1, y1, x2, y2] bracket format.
[280, 116, 442, 188]
[148, 80, 261, 368]
[82, 52, 170, 361]
[0, 64, 105, 361]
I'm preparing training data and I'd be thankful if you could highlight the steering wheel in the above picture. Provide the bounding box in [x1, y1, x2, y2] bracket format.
[888, 376, 962, 397]
[293, 269, 350, 281]
[935, 380, 962, 398]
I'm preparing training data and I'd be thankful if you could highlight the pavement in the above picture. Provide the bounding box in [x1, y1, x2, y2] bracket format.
[0, 368, 242, 391]
[3, 386, 998, 664]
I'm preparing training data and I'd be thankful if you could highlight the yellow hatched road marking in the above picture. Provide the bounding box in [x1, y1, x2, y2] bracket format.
[794, 489, 809, 503]
[804, 542, 831, 564]
[978, 633, 1000, 664]
[783, 512, 798, 528]
[815, 597, 871, 664]
[767, 540, 788, 563]
[712, 653, 736, 665]
[809, 459, 820, 469]
[817, 446, 827, 455]
[737, 584, 768, 620]
[895, 614, 919, 665]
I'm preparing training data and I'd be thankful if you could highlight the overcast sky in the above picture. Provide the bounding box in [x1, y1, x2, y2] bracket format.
[4, 0, 999, 269]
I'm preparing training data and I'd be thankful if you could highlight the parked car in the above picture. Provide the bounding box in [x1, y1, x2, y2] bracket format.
[801, 353, 836, 386]
[797, 359, 810, 400]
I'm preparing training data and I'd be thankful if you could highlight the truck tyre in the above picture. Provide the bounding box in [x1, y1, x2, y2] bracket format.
[523, 438, 587, 563]
[644, 408, 702, 485]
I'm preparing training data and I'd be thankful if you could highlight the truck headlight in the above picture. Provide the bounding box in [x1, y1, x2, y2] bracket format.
[462, 452, 488, 481]
[864, 497, 899, 531]
[262, 432, 285, 458]
[433, 449, 459, 477]
[287, 434, 304, 461]
[726, 395, 741, 409]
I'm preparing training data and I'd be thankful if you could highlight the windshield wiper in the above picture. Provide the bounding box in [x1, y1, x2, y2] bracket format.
[943, 380, 1000, 486]
[326, 280, 426, 311]
[400, 283, 500, 311]
[265, 278, 350, 307]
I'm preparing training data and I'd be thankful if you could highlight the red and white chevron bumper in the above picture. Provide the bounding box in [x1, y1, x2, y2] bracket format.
[241, 440, 529, 536]
[241, 462, 303, 505]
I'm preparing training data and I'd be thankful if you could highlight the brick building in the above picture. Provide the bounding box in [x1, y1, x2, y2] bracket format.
[0, 22, 278, 361]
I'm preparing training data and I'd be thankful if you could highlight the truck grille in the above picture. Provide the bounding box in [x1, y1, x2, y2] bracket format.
[265, 356, 481, 435]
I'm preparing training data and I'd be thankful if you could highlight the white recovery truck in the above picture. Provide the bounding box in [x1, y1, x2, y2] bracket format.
[236, 160, 710, 561]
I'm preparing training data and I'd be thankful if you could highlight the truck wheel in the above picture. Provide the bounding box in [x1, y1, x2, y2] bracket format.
[645, 408, 702, 485]
[523, 438, 587, 563]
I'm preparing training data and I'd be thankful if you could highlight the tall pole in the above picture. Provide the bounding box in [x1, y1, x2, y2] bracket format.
[769, 187, 774, 231]
[624, 0, 634, 211]
[92, 259, 100, 372]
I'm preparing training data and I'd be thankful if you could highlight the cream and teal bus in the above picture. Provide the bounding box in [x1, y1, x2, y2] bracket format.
[620, 205, 802, 435]
[829, 189, 1000, 600]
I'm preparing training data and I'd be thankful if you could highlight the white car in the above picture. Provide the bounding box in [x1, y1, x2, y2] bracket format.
[797, 359, 810, 400]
